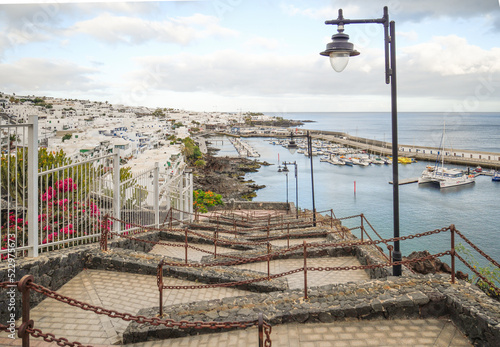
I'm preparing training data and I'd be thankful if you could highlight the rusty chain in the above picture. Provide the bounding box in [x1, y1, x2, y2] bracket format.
[26, 281, 261, 330]
[158, 252, 451, 291]
[454, 229, 500, 269]
[263, 321, 272, 347]
[109, 225, 451, 269]
[0, 322, 92, 347]
[455, 253, 500, 295]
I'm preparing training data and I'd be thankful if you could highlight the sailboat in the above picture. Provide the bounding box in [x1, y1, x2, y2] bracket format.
[418, 123, 475, 189]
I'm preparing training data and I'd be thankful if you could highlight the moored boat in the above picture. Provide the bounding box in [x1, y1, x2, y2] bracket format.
[493, 171, 500, 182]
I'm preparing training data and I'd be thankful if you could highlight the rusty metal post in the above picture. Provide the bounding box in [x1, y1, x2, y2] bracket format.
[330, 209, 333, 229]
[101, 214, 109, 251]
[267, 223, 270, 241]
[360, 214, 364, 242]
[267, 242, 271, 280]
[303, 240, 308, 300]
[184, 228, 188, 264]
[287, 222, 290, 249]
[18, 275, 34, 347]
[157, 262, 164, 317]
[450, 224, 456, 284]
[169, 207, 173, 231]
[214, 230, 218, 259]
[258, 312, 264, 347]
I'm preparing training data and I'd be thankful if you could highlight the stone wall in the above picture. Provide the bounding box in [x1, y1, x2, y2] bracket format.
[0, 229, 160, 324]
[0, 244, 94, 324]
[218, 201, 290, 211]
[123, 274, 500, 346]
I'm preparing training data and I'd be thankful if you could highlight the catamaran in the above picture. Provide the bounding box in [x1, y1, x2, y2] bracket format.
[418, 123, 475, 189]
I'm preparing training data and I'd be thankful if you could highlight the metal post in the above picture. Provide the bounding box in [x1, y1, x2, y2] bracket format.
[101, 214, 109, 251]
[285, 171, 289, 210]
[18, 275, 34, 347]
[307, 132, 317, 227]
[295, 163, 299, 219]
[157, 262, 164, 316]
[113, 148, 121, 234]
[214, 230, 218, 259]
[169, 207, 173, 231]
[267, 242, 271, 280]
[450, 224, 456, 284]
[154, 162, 160, 228]
[303, 240, 308, 299]
[360, 213, 364, 242]
[287, 222, 290, 249]
[27, 115, 38, 257]
[258, 312, 264, 347]
[184, 228, 188, 264]
[389, 19, 402, 277]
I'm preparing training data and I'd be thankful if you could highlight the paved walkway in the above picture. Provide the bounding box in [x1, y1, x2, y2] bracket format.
[0, 267, 471, 346]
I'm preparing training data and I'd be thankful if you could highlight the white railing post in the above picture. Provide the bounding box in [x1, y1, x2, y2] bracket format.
[187, 168, 193, 222]
[179, 172, 184, 223]
[113, 148, 121, 233]
[27, 115, 39, 257]
[154, 162, 159, 228]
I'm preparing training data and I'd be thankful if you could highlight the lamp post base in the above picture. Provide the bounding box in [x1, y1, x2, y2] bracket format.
[392, 250, 402, 276]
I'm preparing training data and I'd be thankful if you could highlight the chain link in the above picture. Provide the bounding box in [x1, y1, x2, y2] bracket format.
[26, 281, 259, 331]
[455, 229, 500, 269]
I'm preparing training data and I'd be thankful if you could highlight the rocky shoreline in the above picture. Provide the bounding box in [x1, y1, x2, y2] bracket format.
[192, 147, 270, 201]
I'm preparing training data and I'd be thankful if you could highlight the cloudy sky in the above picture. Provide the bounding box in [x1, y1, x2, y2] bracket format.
[0, 0, 499, 113]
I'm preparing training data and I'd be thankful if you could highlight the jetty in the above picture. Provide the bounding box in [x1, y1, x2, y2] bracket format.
[228, 137, 260, 157]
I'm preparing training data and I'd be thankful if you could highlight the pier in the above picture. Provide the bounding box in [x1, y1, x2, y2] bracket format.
[228, 137, 260, 157]
[389, 177, 420, 185]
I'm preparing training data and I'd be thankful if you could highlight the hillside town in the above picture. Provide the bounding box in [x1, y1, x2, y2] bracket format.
[0, 92, 278, 172]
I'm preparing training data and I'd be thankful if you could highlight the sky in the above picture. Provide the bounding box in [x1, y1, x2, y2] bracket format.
[0, 0, 499, 114]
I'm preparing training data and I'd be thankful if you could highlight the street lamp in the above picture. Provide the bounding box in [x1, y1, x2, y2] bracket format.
[279, 161, 298, 219]
[320, 6, 401, 276]
[287, 131, 317, 226]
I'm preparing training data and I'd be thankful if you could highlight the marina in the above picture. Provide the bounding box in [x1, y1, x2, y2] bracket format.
[208, 112, 500, 272]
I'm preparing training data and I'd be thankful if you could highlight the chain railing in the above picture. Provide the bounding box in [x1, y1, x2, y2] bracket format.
[0, 276, 272, 347]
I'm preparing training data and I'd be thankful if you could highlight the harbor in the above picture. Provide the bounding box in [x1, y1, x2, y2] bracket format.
[231, 128, 500, 170]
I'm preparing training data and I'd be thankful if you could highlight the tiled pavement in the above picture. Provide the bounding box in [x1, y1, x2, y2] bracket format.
[234, 257, 370, 289]
[0, 235, 471, 346]
[0, 267, 472, 346]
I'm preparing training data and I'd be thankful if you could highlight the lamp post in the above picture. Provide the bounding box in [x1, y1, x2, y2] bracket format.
[320, 6, 401, 276]
[280, 161, 298, 218]
[287, 131, 316, 226]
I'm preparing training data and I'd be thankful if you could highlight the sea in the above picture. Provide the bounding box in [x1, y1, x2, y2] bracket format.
[209, 112, 500, 272]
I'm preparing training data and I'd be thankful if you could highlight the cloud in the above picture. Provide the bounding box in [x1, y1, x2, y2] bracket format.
[402, 35, 500, 76]
[67, 13, 238, 45]
[284, 0, 500, 25]
[0, 58, 103, 92]
[245, 37, 280, 50]
[122, 32, 500, 106]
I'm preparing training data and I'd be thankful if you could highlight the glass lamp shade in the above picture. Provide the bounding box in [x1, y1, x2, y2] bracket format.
[329, 52, 350, 72]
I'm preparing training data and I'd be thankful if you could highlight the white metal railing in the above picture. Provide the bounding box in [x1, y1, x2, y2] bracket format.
[0, 116, 193, 261]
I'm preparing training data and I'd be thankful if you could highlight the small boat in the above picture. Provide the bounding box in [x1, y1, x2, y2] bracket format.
[475, 166, 482, 173]
[493, 171, 500, 182]
[398, 157, 412, 164]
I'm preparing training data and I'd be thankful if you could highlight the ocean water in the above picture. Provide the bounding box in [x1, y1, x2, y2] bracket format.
[210, 112, 500, 270]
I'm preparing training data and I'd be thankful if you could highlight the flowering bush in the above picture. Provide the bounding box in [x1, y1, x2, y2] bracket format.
[193, 189, 223, 213]
[1, 177, 104, 257]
